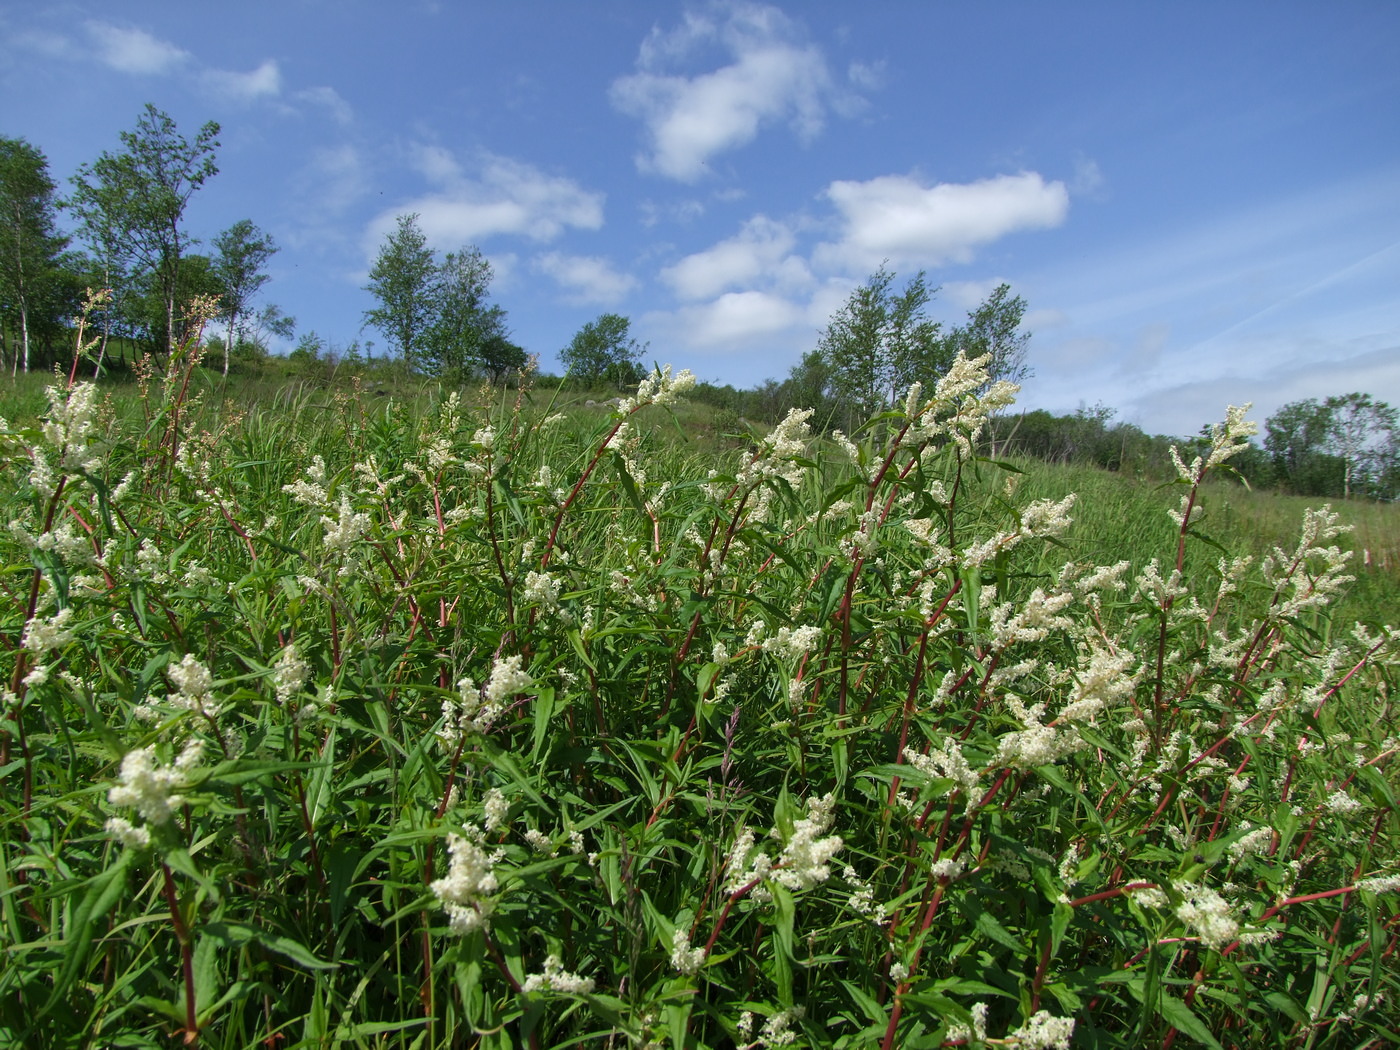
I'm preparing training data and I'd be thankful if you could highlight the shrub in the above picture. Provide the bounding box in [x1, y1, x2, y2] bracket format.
[0, 320, 1396, 1048]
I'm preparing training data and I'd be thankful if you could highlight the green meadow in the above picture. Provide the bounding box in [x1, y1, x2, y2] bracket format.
[1, 344, 1396, 1049]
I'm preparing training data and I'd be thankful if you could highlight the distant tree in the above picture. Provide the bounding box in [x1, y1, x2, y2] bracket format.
[944, 282, 1032, 390]
[363, 214, 437, 372]
[0, 137, 70, 372]
[561, 313, 645, 388]
[477, 333, 528, 384]
[424, 245, 506, 378]
[1264, 398, 1342, 496]
[212, 219, 277, 376]
[1323, 392, 1397, 499]
[809, 267, 944, 431]
[246, 302, 295, 356]
[69, 104, 220, 357]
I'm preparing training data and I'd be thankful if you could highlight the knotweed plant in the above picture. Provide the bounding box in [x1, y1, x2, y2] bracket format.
[0, 317, 1396, 1049]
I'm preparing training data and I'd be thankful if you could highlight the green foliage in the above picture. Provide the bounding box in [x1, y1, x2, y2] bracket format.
[809, 266, 946, 431]
[362, 213, 437, 372]
[0, 136, 75, 372]
[67, 104, 221, 358]
[560, 312, 645, 388]
[1265, 395, 1399, 500]
[0, 318, 1396, 1049]
[211, 220, 279, 377]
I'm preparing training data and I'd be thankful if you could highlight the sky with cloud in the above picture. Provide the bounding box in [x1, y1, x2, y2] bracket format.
[3, 1, 1398, 436]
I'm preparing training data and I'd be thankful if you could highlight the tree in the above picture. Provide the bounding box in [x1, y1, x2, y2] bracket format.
[424, 246, 506, 378]
[944, 282, 1032, 390]
[560, 313, 645, 388]
[477, 333, 529, 384]
[212, 220, 277, 376]
[363, 214, 436, 372]
[810, 267, 944, 431]
[69, 104, 220, 358]
[246, 303, 296, 356]
[1265, 398, 1342, 496]
[1323, 393, 1397, 500]
[0, 137, 70, 373]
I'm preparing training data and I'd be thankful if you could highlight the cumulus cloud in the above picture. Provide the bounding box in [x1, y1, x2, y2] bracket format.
[816, 172, 1070, 272]
[661, 215, 809, 299]
[610, 2, 855, 181]
[365, 150, 604, 256]
[535, 253, 638, 304]
[203, 59, 282, 103]
[85, 21, 189, 75]
[660, 290, 806, 349]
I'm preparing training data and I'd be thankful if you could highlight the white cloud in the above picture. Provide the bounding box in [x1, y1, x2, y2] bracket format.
[535, 252, 638, 304]
[366, 151, 604, 255]
[816, 172, 1070, 272]
[661, 290, 806, 349]
[661, 215, 808, 299]
[295, 86, 353, 126]
[85, 21, 189, 75]
[203, 59, 282, 103]
[610, 2, 852, 181]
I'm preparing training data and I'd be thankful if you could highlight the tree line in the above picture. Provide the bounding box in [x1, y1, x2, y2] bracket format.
[5, 108, 1395, 499]
[0, 105, 298, 376]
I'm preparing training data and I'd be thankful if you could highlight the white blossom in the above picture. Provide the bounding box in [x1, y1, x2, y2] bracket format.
[522, 954, 594, 995]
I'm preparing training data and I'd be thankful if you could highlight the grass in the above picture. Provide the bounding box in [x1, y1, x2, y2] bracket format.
[0, 342, 1396, 1050]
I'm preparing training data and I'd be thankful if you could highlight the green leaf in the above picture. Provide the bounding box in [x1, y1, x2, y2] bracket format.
[1158, 991, 1224, 1050]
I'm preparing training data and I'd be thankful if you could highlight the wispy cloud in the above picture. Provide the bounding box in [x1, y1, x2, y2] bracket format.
[84, 21, 189, 75]
[610, 2, 858, 181]
[294, 86, 354, 126]
[534, 252, 638, 304]
[202, 59, 283, 103]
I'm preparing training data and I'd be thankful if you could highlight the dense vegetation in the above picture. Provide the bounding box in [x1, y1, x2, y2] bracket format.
[1, 305, 1396, 1048]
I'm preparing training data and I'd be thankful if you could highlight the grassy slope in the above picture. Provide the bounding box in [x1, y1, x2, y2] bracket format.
[3, 369, 1395, 628]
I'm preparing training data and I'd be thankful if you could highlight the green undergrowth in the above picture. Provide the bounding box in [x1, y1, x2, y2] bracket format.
[0, 327, 1397, 1049]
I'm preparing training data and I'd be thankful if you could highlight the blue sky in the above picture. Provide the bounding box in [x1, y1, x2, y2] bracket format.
[3, 1, 1398, 436]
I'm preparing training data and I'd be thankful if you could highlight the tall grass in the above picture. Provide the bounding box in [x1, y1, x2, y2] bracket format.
[1, 324, 1396, 1049]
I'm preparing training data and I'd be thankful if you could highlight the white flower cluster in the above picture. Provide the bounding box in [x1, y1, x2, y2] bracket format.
[22, 607, 74, 654]
[988, 588, 1075, 650]
[108, 740, 204, 827]
[522, 570, 561, 610]
[1356, 873, 1400, 894]
[1009, 1009, 1076, 1050]
[1172, 880, 1239, 950]
[320, 494, 370, 553]
[947, 1002, 990, 1044]
[1227, 825, 1275, 862]
[757, 1006, 804, 1047]
[1324, 790, 1365, 816]
[272, 643, 310, 705]
[482, 787, 510, 832]
[484, 654, 534, 707]
[168, 653, 220, 717]
[618, 364, 697, 413]
[430, 829, 504, 935]
[902, 738, 981, 805]
[283, 455, 330, 508]
[724, 793, 843, 900]
[1169, 404, 1257, 485]
[995, 698, 1088, 770]
[761, 625, 822, 661]
[670, 927, 706, 975]
[521, 954, 595, 995]
[735, 407, 813, 492]
[39, 381, 105, 479]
